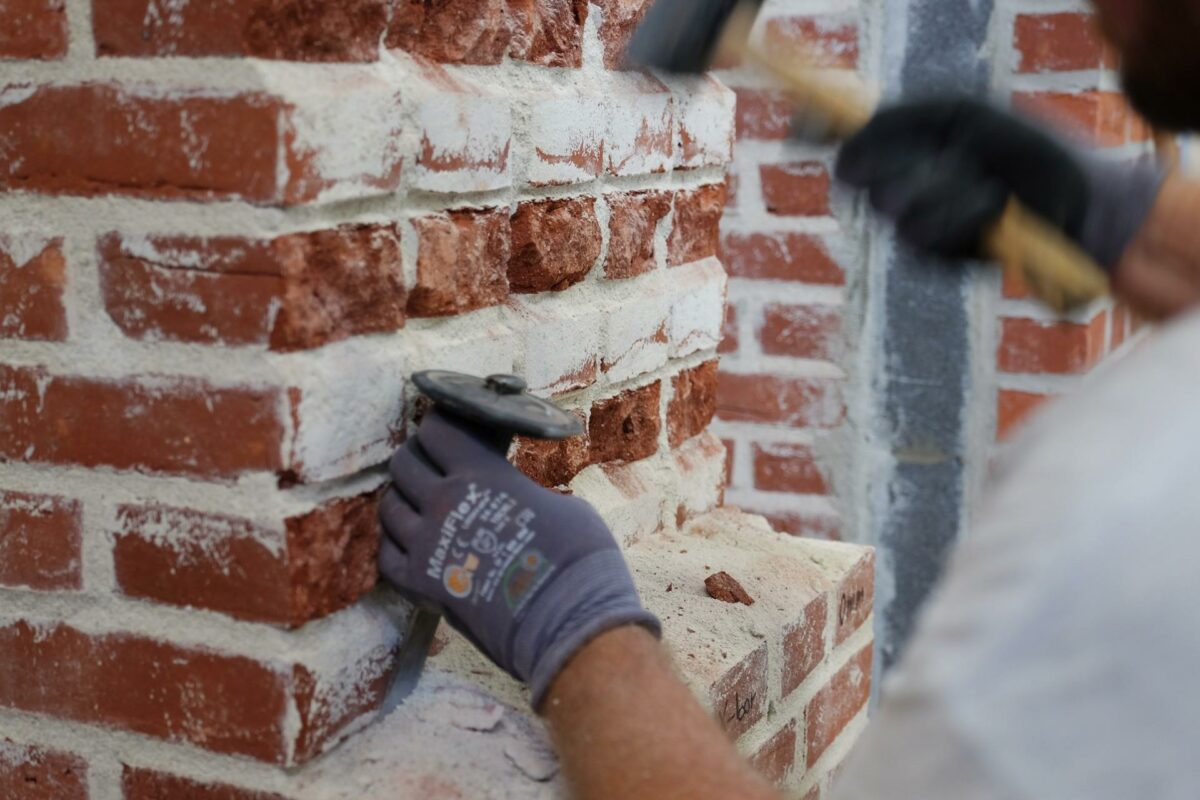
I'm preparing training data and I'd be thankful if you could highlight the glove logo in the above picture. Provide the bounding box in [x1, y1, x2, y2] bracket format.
[444, 553, 480, 599]
[503, 549, 553, 611]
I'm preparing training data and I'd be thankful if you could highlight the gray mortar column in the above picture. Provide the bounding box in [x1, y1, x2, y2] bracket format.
[865, 0, 995, 671]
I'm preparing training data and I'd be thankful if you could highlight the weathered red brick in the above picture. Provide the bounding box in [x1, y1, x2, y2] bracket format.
[0, 366, 284, 479]
[509, 197, 601, 292]
[513, 427, 590, 487]
[1014, 91, 1143, 147]
[750, 720, 798, 785]
[761, 162, 831, 216]
[782, 594, 827, 698]
[594, 0, 653, 69]
[734, 88, 798, 141]
[721, 232, 844, 284]
[711, 643, 767, 739]
[93, 0, 390, 60]
[113, 492, 380, 626]
[0, 491, 82, 591]
[763, 17, 858, 68]
[0, 0, 67, 59]
[668, 184, 727, 266]
[122, 767, 290, 800]
[605, 190, 672, 279]
[508, 0, 589, 67]
[705, 571, 754, 605]
[668, 361, 718, 447]
[0, 740, 87, 800]
[720, 303, 738, 354]
[717, 373, 844, 428]
[998, 314, 1107, 375]
[760, 304, 842, 361]
[588, 381, 662, 464]
[1015, 12, 1113, 73]
[408, 209, 510, 317]
[753, 443, 828, 495]
[0, 85, 284, 202]
[761, 510, 841, 540]
[806, 644, 872, 767]
[834, 551, 874, 646]
[0, 237, 67, 341]
[997, 389, 1053, 440]
[386, 0, 512, 64]
[99, 227, 405, 351]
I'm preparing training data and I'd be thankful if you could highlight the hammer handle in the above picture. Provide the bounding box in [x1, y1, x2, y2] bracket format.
[754, 52, 1111, 313]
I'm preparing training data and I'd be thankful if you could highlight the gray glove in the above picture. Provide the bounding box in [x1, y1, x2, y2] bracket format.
[378, 410, 661, 709]
[835, 98, 1165, 270]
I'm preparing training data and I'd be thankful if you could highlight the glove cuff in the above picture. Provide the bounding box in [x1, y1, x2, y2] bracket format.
[1079, 155, 1167, 271]
[513, 548, 661, 712]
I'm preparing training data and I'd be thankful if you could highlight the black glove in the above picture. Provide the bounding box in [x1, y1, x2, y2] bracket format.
[835, 98, 1163, 269]
[377, 410, 660, 710]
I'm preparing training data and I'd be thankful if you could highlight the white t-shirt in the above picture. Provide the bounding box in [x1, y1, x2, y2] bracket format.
[831, 308, 1200, 800]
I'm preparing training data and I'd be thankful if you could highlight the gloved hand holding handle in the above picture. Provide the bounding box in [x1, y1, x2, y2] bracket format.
[378, 409, 660, 710]
[835, 98, 1165, 285]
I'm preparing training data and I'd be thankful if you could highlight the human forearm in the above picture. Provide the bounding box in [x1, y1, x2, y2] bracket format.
[1112, 174, 1200, 321]
[541, 625, 783, 800]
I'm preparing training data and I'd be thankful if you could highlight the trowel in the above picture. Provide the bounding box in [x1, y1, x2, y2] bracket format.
[379, 370, 584, 715]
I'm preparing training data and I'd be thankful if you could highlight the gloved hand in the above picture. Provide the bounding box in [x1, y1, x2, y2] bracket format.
[835, 98, 1164, 270]
[378, 409, 661, 710]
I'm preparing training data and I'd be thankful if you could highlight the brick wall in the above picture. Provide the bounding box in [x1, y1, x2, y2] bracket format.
[0, 2, 873, 798]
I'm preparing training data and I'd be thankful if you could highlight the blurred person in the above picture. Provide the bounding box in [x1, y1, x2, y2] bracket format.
[378, 2, 1200, 797]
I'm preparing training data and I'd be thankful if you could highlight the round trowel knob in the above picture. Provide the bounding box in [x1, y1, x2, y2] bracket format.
[411, 371, 583, 451]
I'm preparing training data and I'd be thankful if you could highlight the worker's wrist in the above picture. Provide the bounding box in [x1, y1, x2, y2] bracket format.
[514, 548, 661, 712]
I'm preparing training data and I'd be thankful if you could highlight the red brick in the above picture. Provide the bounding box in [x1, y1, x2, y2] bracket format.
[760, 510, 841, 541]
[998, 314, 1107, 374]
[386, 0, 511, 64]
[1014, 13, 1113, 73]
[719, 303, 738, 355]
[0, 85, 287, 202]
[711, 642, 767, 739]
[509, 0, 589, 67]
[113, 493, 380, 626]
[668, 361, 718, 447]
[1013, 91, 1141, 147]
[509, 197, 601, 292]
[1002, 263, 1034, 299]
[0, 741, 87, 800]
[722, 438, 734, 487]
[99, 227, 405, 351]
[0, 366, 284, 479]
[1112, 303, 1130, 350]
[721, 232, 844, 284]
[588, 381, 662, 464]
[0, 0, 67, 59]
[750, 720, 798, 785]
[717, 373, 844, 429]
[760, 304, 842, 361]
[997, 389, 1052, 440]
[782, 594, 827, 698]
[122, 767, 290, 800]
[408, 209, 510, 317]
[806, 644, 872, 767]
[0, 237, 67, 341]
[761, 162, 831, 216]
[512, 426, 590, 487]
[594, 0, 653, 69]
[0, 491, 82, 591]
[753, 443, 828, 495]
[763, 17, 858, 69]
[834, 551, 874, 646]
[93, 0, 389, 60]
[668, 184, 727, 266]
[605, 190, 672, 279]
[734, 88, 797, 141]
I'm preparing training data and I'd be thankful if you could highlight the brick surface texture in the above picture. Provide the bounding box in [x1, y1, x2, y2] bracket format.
[0, 1, 877, 797]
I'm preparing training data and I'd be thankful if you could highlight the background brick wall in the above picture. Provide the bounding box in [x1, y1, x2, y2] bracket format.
[0, 2, 873, 798]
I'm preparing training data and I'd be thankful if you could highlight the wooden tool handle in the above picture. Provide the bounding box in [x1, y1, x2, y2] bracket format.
[751, 48, 1111, 312]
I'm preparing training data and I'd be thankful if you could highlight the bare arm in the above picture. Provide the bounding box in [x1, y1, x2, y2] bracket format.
[541, 625, 783, 800]
[1114, 174, 1200, 321]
